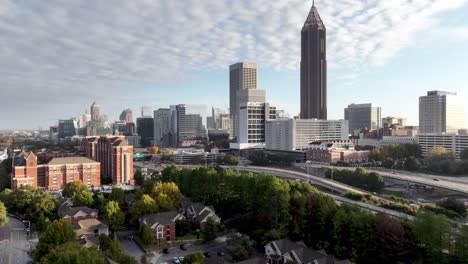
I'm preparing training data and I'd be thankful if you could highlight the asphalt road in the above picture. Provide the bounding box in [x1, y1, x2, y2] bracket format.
[0, 217, 32, 264]
[155, 238, 228, 264]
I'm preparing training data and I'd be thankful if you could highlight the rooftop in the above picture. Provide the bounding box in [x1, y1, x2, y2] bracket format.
[48, 156, 98, 165]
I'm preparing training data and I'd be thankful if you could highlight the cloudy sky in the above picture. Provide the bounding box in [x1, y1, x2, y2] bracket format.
[1, 0, 468, 129]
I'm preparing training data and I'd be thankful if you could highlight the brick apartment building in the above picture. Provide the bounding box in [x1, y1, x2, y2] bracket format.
[81, 136, 134, 184]
[12, 151, 100, 191]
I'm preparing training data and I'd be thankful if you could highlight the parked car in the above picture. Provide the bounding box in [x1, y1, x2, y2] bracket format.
[163, 248, 170, 254]
[178, 257, 185, 262]
[172, 257, 180, 264]
[180, 243, 190, 250]
[204, 252, 213, 258]
[217, 251, 225, 257]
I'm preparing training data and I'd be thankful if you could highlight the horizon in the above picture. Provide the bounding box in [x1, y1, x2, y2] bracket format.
[1, 0, 468, 130]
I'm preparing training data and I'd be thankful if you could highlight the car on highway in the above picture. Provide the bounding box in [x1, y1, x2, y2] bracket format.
[433, 178, 441, 181]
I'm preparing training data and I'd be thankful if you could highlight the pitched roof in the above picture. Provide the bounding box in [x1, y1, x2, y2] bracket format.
[73, 219, 107, 233]
[48, 157, 99, 165]
[58, 204, 98, 218]
[140, 211, 180, 226]
[303, 4, 325, 30]
[291, 247, 332, 264]
[271, 239, 302, 254]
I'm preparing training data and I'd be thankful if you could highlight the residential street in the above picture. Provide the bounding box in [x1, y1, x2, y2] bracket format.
[0, 217, 33, 264]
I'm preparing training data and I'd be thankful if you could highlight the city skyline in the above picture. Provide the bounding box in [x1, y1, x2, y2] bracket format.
[2, 0, 468, 129]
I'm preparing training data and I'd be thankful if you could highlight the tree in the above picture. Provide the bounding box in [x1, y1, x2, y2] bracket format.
[405, 156, 421, 171]
[34, 219, 76, 261]
[106, 239, 135, 264]
[175, 219, 192, 237]
[224, 154, 239, 165]
[104, 200, 125, 231]
[437, 198, 467, 218]
[460, 148, 468, 160]
[201, 217, 218, 242]
[134, 170, 145, 186]
[152, 182, 181, 211]
[129, 194, 158, 222]
[139, 224, 153, 245]
[183, 252, 204, 264]
[0, 201, 8, 225]
[39, 242, 104, 264]
[62, 181, 93, 207]
[109, 187, 125, 206]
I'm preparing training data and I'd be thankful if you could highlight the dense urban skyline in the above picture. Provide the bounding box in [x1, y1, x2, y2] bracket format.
[2, 0, 468, 129]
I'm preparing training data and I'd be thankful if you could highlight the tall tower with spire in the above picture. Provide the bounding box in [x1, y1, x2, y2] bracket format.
[90, 101, 100, 122]
[300, 1, 327, 120]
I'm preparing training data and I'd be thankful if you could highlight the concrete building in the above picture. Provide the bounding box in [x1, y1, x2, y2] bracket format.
[266, 119, 349, 151]
[125, 135, 141, 148]
[90, 101, 100, 122]
[141, 106, 153, 118]
[175, 104, 206, 147]
[229, 62, 258, 141]
[417, 134, 468, 159]
[300, 2, 327, 120]
[81, 136, 134, 185]
[12, 152, 100, 191]
[419, 91, 465, 134]
[154, 108, 174, 147]
[137, 117, 154, 147]
[119, 109, 133, 123]
[78, 114, 91, 129]
[345, 103, 382, 134]
[58, 119, 78, 139]
[352, 136, 417, 149]
[382, 117, 406, 128]
[306, 140, 370, 163]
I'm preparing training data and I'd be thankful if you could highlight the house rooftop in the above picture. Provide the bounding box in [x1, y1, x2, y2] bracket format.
[140, 211, 180, 226]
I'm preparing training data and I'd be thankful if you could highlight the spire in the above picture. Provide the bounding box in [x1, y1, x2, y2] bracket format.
[303, 1, 325, 30]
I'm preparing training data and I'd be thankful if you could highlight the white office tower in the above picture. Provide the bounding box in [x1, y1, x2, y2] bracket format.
[419, 91, 465, 134]
[266, 119, 349, 151]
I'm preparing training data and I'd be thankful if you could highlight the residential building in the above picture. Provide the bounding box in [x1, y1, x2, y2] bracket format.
[79, 114, 91, 129]
[58, 119, 78, 139]
[179, 197, 221, 229]
[73, 218, 109, 237]
[230, 62, 258, 141]
[119, 108, 134, 123]
[300, 2, 327, 120]
[306, 140, 370, 163]
[58, 199, 99, 224]
[81, 136, 134, 185]
[382, 116, 406, 127]
[137, 117, 154, 147]
[266, 119, 349, 151]
[419, 90, 465, 134]
[344, 103, 382, 134]
[0, 148, 8, 163]
[12, 153, 100, 191]
[139, 211, 185, 244]
[417, 134, 468, 159]
[265, 239, 346, 264]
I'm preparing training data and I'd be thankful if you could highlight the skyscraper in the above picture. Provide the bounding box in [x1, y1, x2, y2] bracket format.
[344, 103, 382, 133]
[300, 2, 327, 119]
[90, 101, 100, 122]
[229, 62, 258, 141]
[119, 108, 134, 123]
[419, 91, 465, 134]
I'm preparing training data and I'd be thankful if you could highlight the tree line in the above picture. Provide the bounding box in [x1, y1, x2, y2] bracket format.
[157, 165, 468, 263]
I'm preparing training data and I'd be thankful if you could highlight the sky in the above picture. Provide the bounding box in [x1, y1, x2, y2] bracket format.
[1, 0, 468, 130]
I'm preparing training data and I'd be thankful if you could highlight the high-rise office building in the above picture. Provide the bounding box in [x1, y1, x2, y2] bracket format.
[345, 103, 382, 133]
[119, 108, 134, 123]
[141, 106, 153, 118]
[136, 117, 154, 147]
[176, 104, 206, 146]
[58, 119, 78, 139]
[300, 2, 327, 120]
[266, 119, 349, 151]
[382, 116, 406, 128]
[229, 62, 258, 141]
[154, 108, 174, 147]
[419, 91, 465, 134]
[90, 101, 100, 122]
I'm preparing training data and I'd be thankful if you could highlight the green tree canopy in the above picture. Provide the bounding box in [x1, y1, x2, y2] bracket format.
[0, 201, 8, 225]
[182, 252, 204, 264]
[39, 242, 104, 264]
[34, 219, 76, 261]
[129, 194, 158, 223]
[62, 181, 93, 207]
[152, 182, 181, 211]
[201, 217, 218, 242]
[104, 200, 125, 231]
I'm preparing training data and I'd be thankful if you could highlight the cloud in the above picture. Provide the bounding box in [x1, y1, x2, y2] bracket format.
[0, 0, 467, 128]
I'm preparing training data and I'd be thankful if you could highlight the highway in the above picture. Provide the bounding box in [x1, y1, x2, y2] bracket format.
[297, 163, 468, 195]
[0, 217, 32, 264]
[135, 162, 415, 219]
